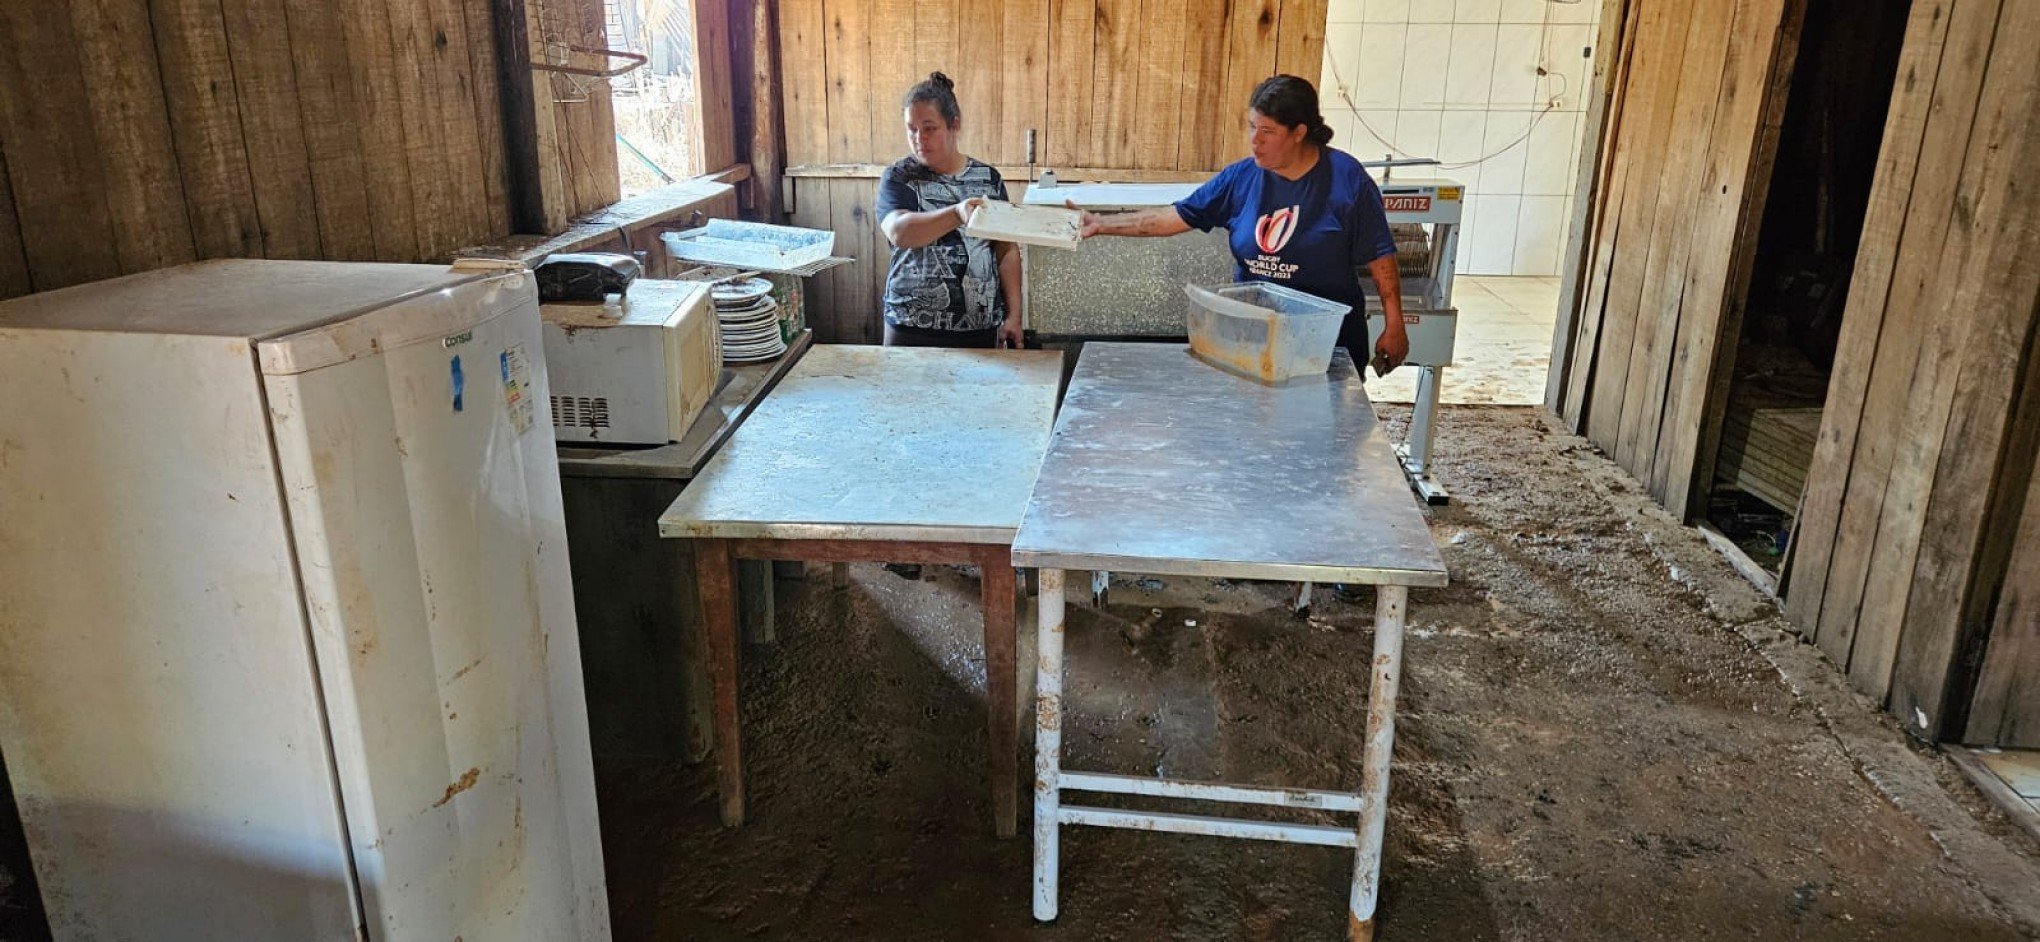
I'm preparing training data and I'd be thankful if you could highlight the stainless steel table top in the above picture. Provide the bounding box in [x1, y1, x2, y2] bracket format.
[1010, 342, 1449, 586]
[658, 345, 1063, 544]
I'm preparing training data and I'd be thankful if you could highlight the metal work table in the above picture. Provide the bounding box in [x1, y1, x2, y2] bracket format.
[660, 345, 1063, 837]
[554, 332, 810, 768]
[1010, 342, 1447, 941]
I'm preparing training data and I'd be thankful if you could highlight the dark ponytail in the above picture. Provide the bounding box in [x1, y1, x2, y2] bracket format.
[1249, 74, 1333, 145]
[904, 71, 962, 127]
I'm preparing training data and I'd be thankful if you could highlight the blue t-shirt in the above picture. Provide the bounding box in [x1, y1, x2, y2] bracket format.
[1173, 149, 1396, 311]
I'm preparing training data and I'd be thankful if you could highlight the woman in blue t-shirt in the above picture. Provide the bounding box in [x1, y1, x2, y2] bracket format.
[1074, 74, 1409, 373]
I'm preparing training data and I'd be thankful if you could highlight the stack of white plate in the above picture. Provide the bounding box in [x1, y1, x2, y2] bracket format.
[712, 277, 786, 363]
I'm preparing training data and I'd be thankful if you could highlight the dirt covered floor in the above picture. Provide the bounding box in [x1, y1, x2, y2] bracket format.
[595, 406, 2040, 941]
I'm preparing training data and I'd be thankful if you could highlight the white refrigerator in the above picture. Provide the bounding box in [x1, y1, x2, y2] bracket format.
[0, 260, 611, 940]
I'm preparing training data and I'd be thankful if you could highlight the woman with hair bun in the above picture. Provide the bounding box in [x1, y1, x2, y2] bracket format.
[874, 71, 1023, 350]
[1074, 74, 1409, 374]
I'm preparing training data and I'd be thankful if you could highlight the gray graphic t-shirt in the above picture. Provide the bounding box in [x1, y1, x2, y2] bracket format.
[874, 158, 1010, 331]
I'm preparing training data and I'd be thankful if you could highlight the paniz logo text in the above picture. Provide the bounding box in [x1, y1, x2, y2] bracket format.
[1383, 196, 1432, 213]
[443, 330, 474, 349]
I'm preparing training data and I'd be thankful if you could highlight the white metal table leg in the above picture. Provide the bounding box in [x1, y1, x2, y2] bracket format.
[1396, 367, 1451, 505]
[1033, 568, 1068, 922]
[1349, 584, 1407, 942]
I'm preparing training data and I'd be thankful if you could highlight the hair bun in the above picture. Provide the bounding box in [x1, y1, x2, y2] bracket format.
[928, 71, 955, 91]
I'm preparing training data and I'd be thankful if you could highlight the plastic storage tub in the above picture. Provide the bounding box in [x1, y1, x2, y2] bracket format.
[1183, 281, 1351, 384]
[661, 219, 835, 270]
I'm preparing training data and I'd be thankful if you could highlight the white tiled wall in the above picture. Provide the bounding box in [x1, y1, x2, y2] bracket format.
[1322, 0, 1602, 275]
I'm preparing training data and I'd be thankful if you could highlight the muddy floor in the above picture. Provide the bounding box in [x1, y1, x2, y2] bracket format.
[597, 405, 2040, 941]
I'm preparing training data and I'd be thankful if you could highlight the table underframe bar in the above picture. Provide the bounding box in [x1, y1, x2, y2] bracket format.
[1031, 567, 1409, 942]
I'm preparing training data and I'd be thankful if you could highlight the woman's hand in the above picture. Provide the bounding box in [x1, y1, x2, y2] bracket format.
[1065, 200, 1101, 239]
[1372, 321, 1410, 374]
[954, 196, 988, 226]
[998, 312, 1024, 349]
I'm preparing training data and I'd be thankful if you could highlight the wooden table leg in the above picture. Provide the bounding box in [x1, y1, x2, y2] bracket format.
[979, 546, 1019, 838]
[696, 538, 745, 827]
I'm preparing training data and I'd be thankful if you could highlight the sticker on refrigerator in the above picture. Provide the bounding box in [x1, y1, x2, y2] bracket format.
[450, 355, 465, 412]
[501, 344, 534, 434]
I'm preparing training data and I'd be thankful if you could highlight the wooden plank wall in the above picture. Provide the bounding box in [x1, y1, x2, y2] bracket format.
[774, 0, 1328, 342]
[1782, 0, 2040, 743]
[0, 0, 623, 300]
[1549, 0, 1805, 516]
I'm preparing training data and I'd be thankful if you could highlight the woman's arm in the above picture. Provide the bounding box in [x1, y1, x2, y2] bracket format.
[1368, 254, 1410, 372]
[1075, 205, 1193, 239]
[882, 197, 984, 248]
[993, 240, 1023, 348]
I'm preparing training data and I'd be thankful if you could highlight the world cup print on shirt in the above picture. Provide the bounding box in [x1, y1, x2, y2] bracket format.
[1244, 203, 1306, 283]
[1255, 206, 1301, 253]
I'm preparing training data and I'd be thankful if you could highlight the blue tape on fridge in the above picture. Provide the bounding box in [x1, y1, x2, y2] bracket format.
[450, 354, 465, 412]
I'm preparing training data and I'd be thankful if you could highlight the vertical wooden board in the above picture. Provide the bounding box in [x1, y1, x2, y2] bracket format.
[424, 0, 492, 245]
[520, 0, 572, 233]
[1608, 0, 1735, 481]
[1656, 0, 1802, 515]
[1177, 0, 1235, 171]
[913, 0, 957, 85]
[0, 1, 121, 290]
[1785, 0, 1954, 637]
[1848, 0, 2015, 701]
[868, 0, 919, 163]
[152, 0, 265, 259]
[547, 0, 620, 220]
[864, 178, 892, 342]
[1815, 0, 2000, 677]
[696, 0, 738, 172]
[1274, 0, 1328, 83]
[462, 0, 511, 237]
[1890, 1, 2040, 735]
[1218, 0, 1281, 165]
[954, 0, 1009, 164]
[1088, 0, 1143, 168]
[746, 0, 788, 219]
[282, 0, 378, 260]
[581, 0, 621, 209]
[436, 0, 500, 236]
[1044, 0, 1096, 168]
[1579, 0, 1693, 454]
[1565, 0, 1653, 430]
[1548, 0, 1634, 416]
[340, 0, 423, 257]
[71, 0, 199, 274]
[826, 0, 874, 164]
[0, 149, 29, 299]
[731, 0, 758, 180]
[1002, 0, 1052, 174]
[779, 0, 830, 167]
[827, 179, 879, 342]
[1967, 410, 2040, 746]
[787, 178, 838, 335]
[1134, 0, 1187, 170]
[387, 0, 457, 254]
[219, 0, 324, 259]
